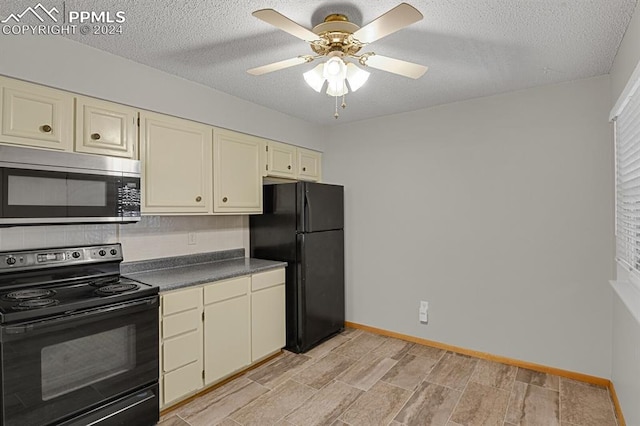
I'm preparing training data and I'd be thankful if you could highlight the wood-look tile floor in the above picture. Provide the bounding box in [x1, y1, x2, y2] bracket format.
[159, 329, 619, 426]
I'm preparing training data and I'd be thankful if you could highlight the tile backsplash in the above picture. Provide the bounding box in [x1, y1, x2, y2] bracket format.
[0, 224, 119, 251]
[119, 215, 248, 262]
[0, 215, 248, 262]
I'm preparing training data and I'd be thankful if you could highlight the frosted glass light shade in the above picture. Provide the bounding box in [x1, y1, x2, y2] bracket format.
[303, 63, 325, 92]
[323, 57, 348, 96]
[303, 58, 364, 98]
[346, 63, 370, 92]
[326, 79, 348, 97]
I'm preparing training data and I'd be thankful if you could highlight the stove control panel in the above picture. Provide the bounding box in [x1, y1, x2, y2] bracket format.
[0, 244, 123, 271]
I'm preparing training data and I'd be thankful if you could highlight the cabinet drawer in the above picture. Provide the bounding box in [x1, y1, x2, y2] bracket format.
[204, 276, 249, 305]
[162, 308, 200, 339]
[252, 269, 285, 292]
[163, 330, 200, 372]
[163, 361, 202, 405]
[162, 287, 202, 315]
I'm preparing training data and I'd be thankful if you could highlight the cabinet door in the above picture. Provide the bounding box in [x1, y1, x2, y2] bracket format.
[140, 111, 212, 214]
[75, 96, 137, 158]
[0, 76, 73, 150]
[266, 140, 297, 179]
[251, 284, 286, 362]
[213, 129, 262, 213]
[204, 294, 251, 385]
[297, 147, 322, 182]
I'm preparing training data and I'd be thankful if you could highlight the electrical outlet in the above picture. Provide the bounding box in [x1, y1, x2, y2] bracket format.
[188, 232, 197, 245]
[419, 300, 428, 323]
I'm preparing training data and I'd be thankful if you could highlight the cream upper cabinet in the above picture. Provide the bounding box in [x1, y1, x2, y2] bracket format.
[0, 76, 73, 151]
[266, 140, 297, 179]
[297, 147, 322, 182]
[140, 111, 212, 214]
[75, 96, 138, 159]
[265, 140, 323, 182]
[213, 129, 263, 214]
[203, 277, 251, 385]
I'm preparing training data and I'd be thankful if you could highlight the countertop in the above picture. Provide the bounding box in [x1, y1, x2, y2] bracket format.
[122, 249, 287, 292]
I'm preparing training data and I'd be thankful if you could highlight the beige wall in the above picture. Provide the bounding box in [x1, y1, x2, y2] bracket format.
[609, 3, 640, 425]
[323, 76, 614, 377]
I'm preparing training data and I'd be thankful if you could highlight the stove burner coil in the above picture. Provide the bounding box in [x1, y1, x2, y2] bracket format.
[89, 277, 121, 287]
[12, 298, 60, 310]
[3, 288, 56, 301]
[95, 283, 139, 296]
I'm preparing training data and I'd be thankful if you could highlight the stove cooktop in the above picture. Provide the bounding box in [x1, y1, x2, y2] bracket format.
[0, 276, 157, 324]
[0, 244, 158, 324]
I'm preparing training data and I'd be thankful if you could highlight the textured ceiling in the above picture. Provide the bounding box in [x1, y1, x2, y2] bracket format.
[2, 1, 637, 124]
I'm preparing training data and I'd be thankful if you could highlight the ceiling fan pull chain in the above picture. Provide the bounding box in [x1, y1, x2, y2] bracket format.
[341, 93, 347, 109]
[334, 94, 339, 119]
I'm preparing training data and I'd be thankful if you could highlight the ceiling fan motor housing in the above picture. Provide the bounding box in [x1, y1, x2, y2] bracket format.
[311, 14, 363, 56]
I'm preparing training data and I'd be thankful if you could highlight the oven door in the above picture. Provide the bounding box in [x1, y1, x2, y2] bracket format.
[0, 167, 124, 224]
[0, 296, 159, 426]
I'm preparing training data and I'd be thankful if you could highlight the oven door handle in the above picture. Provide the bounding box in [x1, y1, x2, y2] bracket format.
[3, 296, 158, 335]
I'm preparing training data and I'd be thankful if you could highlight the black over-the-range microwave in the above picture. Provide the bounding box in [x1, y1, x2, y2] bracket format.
[0, 145, 141, 226]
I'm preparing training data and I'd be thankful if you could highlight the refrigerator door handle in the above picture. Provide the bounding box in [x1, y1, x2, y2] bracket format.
[304, 190, 312, 232]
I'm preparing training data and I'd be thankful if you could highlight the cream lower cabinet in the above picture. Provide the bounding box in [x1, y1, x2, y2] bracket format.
[0, 76, 73, 151]
[140, 111, 212, 214]
[203, 277, 251, 385]
[213, 129, 263, 214]
[160, 268, 286, 409]
[251, 269, 286, 362]
[160, 287, 203, 408]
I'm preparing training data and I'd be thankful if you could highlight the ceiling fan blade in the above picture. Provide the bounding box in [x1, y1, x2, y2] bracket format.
[361, 54, 428, 79]
[252, 9, 318, 42]
[247, 57, 311, 76]
[353, 3, 423, 44]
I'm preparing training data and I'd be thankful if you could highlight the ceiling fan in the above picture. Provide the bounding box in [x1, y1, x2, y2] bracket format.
[247, 3, 428, 117]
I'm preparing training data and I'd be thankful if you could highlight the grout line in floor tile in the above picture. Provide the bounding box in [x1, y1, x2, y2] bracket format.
[175, 413, 193, 426]
[559, 377, 563, 425]
[501, 381, 516, 426]
[443, 374, 467, 426]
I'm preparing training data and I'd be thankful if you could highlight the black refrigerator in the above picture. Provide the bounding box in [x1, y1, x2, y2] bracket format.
[250, 182, 344, 353]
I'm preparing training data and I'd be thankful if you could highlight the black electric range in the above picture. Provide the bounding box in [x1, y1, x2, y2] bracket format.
[0, 243, 159, 426]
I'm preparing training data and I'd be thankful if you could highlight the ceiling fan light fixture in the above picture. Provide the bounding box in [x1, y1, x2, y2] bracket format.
[323, 57, 347, 80]
[346, 62, 370, 92]
[303, 63, 325, 92]
[326, 78, 348, 97]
